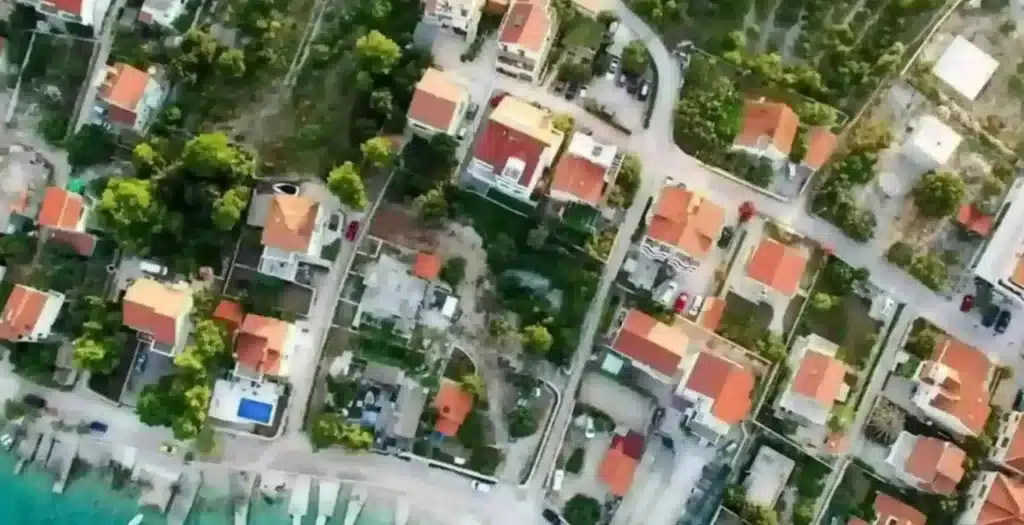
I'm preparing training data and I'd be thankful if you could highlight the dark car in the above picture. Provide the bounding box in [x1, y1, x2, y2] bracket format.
[553, 81, 566, 94]
[717, 226, 735, 249]
[22, 394, 46, 409]
[626, 78, 639, 95]
[996, 310, 1012, 334]
[345, 220, 360, 241]
[981, 305, 1000, 328]
[542, 509, 563, 524]
[89, 421, 109, 433]
[564, 83, 579, 100]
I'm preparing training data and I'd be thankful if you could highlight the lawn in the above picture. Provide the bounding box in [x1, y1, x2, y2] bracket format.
[443, 347, 476, 380]
[562, 17, 606, 53]
[716, 292, 773, 349]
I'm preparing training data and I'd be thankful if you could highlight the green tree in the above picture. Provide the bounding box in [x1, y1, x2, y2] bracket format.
[355, 30, 402, 75]
[905, 325, 940, 358]
[412, 187, 448, 224]
[65, 124, 116, 168]
[181, 132, 254, 183]
[755, 333, 787, 362]
[328, 162, 369, 211]
[361, 137, 394, 168]
[194, 423, 219, 456]
[810, 292, 839, 312]
[565, 447, 585, 473]
[72, 338, 118, 374]
[507, 406, 539, 438]
[97, 177, 159, 253]
[459, 372, 486, 400]
[132, 142, 165, 178]
[440, 256, 467, 287]
[488, 315, 514, 341]
[913, 171, 965, 218]
[521, 324, 553, 355]
[558, 60, 591, 84]
[551, 113, 575, 134]
[564, 494, 602, 525]
[621, 40, 649, 76]
[216, 48, 246, 78]
[211, 186, 248, 231]
[909, 253, 948, 291]
[597, 10, 619, 25]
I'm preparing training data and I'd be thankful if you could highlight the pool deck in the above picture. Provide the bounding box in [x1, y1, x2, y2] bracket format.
[343, 487, 367, 525]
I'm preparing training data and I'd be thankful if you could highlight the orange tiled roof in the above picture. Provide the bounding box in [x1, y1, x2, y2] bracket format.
[875, 492, 927, 525]
[802, 127, 838, 170]
[47, 229, 97, 257]
[905, 435, 966, 494]
[413, 253, 442, 280]
[734, 100, 799, 154]
[123, 278, 190, 345]
[0, 285, 49, 341]
[611, 309, 689, 377]
[646, 187, 725, 261]
[792, 350, 846, 407]
[262, 195, 319, 252]
[37, 187, 84, 230]
[434, 380, 474, 436]
[1014, 257, 1024, 288]
[213, 299, 244, 334]
[598, 432, 643, 496]
[747, 238, 808, 296]
[1004, 415, 1024, 473]
[99, 63, 150, 126]
[926, 336, 992, 435]
[699, 298, 725, 332]
[408, 68, 464, 131]
[498, 0, 552, 53]
[235, 314, 290, 376]
[978, 474, 1024, 525]
[683, 352, 755, 425]
[550, 154, 607, 205]
[957, 203, 994, 237]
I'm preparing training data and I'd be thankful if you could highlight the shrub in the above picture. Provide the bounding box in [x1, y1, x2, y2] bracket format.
[886, 242, 914, 267]
[566, 447, 585, 474]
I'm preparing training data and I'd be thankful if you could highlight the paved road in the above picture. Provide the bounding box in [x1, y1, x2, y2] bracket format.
[68, 0, 130, 136]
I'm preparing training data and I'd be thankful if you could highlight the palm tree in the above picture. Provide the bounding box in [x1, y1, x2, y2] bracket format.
[866, 399, 904, 445]
[459, 372, 487, 401]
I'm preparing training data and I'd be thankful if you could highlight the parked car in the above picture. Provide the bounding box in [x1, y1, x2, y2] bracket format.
[466, 102, 480, 120]
[687, 296, 705, 317]
[626, 79, 639, 95]
[656, 281, 679, 305]
[553, 81, 566, 94]
[616, 73, 627, 87]
[982, 305, 1000, 327]
[584, 416, 596, 439]
[345, 220, 360, 241]
[470, 480, 492, 493]
[88, 421, 108, 433]
[22, 394, 46, 410]
[565, 83, 579, 100]
[578, 87, 588, 99]
[551, 469, 565, 492]
[717, 226, 735, 249]
[996, 310, 1012, 334]
[607, 57, 620, 78]
[638, 81, 650, 101]
[542, 509, 564, 524]
[673, 293, 689, 313]
[457, 126, 469, 141]
[959, 294, 975, 312]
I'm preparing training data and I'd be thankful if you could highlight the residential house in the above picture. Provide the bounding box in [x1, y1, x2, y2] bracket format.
[777, 334, 847, 427]
[0, 285, 65, 342]
[422, 0, 485, 39]
[259, 194, 326, 282]
[733, 237, 809, 306]
[138, 0, 187, 28]
[0, 145, 49, 235]
[911, 336, 992, 437]
[608, 309, 689, 383]
[412, 252, 442, 281]
[639, 185, 726, 273]
[89, 63, 166, 134]
[673, 351, 755, 443]
[972, 183, 1024, 308]
[886, 432, 966, 494]
[212, 299, 244, 337]
[37, 186, 97, 256]
[234, 314, 297, 381]
[957, 204, 994, 238]
[731, 99, 799, 165]
[848, 493, 926, 525]
[742, 446, 795, 507]
[991, 411, 1024, 474]
[495, 0, 557, 83]
[433, 380, 474, 437]
[16, 0, 111, 32]
[353, 253, 429, 336]
[407, 68, 470, 138]
[959, 472, 1024, 525]
[122, 278, 193, 356]
[598, 429, 645, 497]
[901, 115, 962, 173]
[549, 132, 620, 207]
[801, 127, 838, 173]
[467, 95, 564, 202]
[391, 378, 428, 441]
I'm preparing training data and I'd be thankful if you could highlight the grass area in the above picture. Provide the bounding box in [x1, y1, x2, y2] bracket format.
[356, 326, 428, 372]
[800, 295, 880, 370]
[716, 292, 773, 349]
[562, 17, 606, 52]
[443, 348, 476, 380]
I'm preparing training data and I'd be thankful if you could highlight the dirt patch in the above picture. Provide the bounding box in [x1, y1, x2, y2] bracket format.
[367, 205, 440, 249]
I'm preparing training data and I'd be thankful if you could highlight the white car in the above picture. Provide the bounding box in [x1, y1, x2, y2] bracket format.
[606, 58, 620, 79]
[471, 480, 492, 493]
[656, 281, 679, 305]
[584, 416, 596, 439]
[551, 469, 565, 492]
[687, 296, 705, 317]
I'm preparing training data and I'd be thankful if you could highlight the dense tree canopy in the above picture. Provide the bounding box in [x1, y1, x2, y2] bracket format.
[355, 30, 402, 75]
[328, 162, 369, 211]
[621, 40, 649, 76]
[913, 171, 965, 218]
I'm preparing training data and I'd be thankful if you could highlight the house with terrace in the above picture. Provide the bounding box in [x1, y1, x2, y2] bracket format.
[233, 314, 298, 381]
[122, 278, 193, 356]
[16, 0, 111, 33]
[606, 308, 690, 383]
[959, 472, 1024, 525]
[848, 493, 926, 525]
[800, 127, 838, 174]
[991, 410, 1024, 475]
[910, 336, 992, 437]
[138, 0, 186, 28]
[37, 186, 97, 256]
[468, 95, 564, 202]
[598, 429, 645, 497]
[731, 99, 798, 166]
[422, 0, 485, 40]
[0, 285, 65, 343]
[885, 433, 966, 495]
[495, 0, 557, 83]
[733, 237, 809, 312]
[971, 182, 1024, 309]
[672, 351, 755, 443]
[354, 252, 459, 336]
[407, 68, 470, 138]
[89, 62, 167, 135]
[639, 185, 726, 273]
[433, 380, 474, 437]
[548, 132, 621, 209]
[257, 194, 328, 283]
[776, 334, 848, 431]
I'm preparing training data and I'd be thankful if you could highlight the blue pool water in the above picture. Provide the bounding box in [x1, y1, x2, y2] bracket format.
[236, 398, 274, 424]
[0, 452, 400, 525]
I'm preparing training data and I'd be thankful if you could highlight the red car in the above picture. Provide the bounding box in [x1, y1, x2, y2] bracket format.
[960, 295, 974, 312]
[674, 293, 689, 314]
[345, 220, 360, 241]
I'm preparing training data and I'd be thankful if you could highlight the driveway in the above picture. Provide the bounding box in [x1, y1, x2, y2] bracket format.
[579, 372, 654, 432]
[611, 440, 673, 525]
[640, 437, 714, 525]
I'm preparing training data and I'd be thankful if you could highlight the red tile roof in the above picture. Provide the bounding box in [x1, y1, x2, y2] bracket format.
[99, 63, 150, 126]
[235, 314, 290, 376]
[925, 336, 992, 435]
[611, 309, 689, 377]
[123, 279, 190, 345]
[958, 203, 994, 237]
[646, 187, 725, 261]
[413, 253, 442, 280]
[550, 154, 607, 205]
[0, 285, 49, 341]
[498, 1, 552, 53]
[213, 300, 244, 335]
[875, 492, 927, 525]
[683, 352, 755, 425]
[47, 229, 96, 257]
[747, 238, 808, 296]
[735, 100, 799, 154]
[978, 473, 1024, 525]
[262, 195, 319, 252]
[408, 68, 463, 131]
[792, 350, 846, 407]
[905, 435, 966, 494]
[802, 127, 838, 170]
[50, 0, 85, 16]
[434, 380, 474, 436]
[37, 187, 84, 229]
[598, 431, 645, 497]
[473, 118, 548, 188]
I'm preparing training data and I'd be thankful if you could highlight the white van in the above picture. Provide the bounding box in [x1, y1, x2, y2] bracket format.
[551, 469, 565, 492]
[471, 480, 492, 493]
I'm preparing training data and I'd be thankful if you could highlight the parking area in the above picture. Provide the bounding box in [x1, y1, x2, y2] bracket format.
[556, 431, 615, 504]
[579, 372, 654, 432]
[119, 339, 175, 407]
[584, 72, 647, 131]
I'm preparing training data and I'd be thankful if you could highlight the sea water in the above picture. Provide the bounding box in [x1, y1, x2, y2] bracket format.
[0, 453, 401, 525]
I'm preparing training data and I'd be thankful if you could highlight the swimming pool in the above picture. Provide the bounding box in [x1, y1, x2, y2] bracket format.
[236, 398, 274, 424]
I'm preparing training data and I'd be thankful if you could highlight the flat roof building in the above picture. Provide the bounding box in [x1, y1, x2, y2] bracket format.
[973, 183, 1024, 308]
[742, 446, 795, 507]
[932, 35, 999, 101]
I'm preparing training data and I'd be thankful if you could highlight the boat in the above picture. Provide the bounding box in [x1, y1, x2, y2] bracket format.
[128, 514, 144, 525]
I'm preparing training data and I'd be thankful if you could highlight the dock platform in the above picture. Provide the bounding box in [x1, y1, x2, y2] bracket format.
[33, 431, 54, 467]
[14, 427, 40, 474]
[48, 437, 78, 493]
[343, 488, 367, 525]
[167, 469, 202, 525]
[314, 479, 341, 525]
[289, 475, 312, 521]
